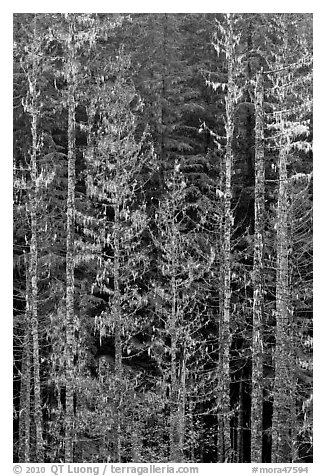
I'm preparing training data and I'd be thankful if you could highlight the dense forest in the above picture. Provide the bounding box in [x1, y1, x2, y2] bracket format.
[13, 13, 313, 464]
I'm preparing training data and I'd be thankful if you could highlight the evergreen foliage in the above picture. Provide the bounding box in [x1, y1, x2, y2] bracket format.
[13, 13, 313, 464]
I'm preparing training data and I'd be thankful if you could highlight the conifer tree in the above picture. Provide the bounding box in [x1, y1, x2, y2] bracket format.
[210, 13, 243, 461]
[79, 48, 152, 461]
[152, 163, 214, 462]
[250, 68, 265, 462]
[265, 14, 312, 463]
[272, 73, 292, 462]
[21, 14, 44, 461]
[64, 14, 77, 462]
[18, 260, 31, 462]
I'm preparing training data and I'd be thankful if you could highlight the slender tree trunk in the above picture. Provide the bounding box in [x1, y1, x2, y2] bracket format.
[19, 327, 31, 462]
[217, 155, 225, 463]
[216, 320, 224, 462]
[189, 397, 195, 461]
[28, 18, 44, 459]
[178, 356, 186, 458]
[19, 263, 31, 462]
[237, 376, 244, 463]
[169, 249, 180, 462]
[113, 202, 122, 463]
[65, 15, 76, 463]
[244, 19, 255, 189]
[288, 183, 298, 462]
[168, 179, 183, 463]
[272, 110, 292, 463]
[30, 84, 43, 464]
[218, 13, 235, 462]
[251, 68, 265, 463]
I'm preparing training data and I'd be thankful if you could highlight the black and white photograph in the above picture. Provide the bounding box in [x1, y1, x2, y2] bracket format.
[12, 10, 313, 467]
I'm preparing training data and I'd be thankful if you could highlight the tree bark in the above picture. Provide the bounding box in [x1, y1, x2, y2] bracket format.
[19, 262, 31, 463]
[169, 221, 181, 462]
[113, 201, 123, 463]
[65, 14, 76, 463]
[217, 153, 225, 463]
[189, 398, 195, 461]
[28, 17, 44, 460]
[288, 181, 298, 462]
[218, 13, 235, 462]
[179, 357, 186, 458]
[251, 68, 265, 463]
[272, 106, 292, 463]
[18, 327, 31, 462]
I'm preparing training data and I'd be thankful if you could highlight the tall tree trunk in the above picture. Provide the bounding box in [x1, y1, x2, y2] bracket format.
[167, 176, 184, 463]
[219, 13, 235, 462]
[178, 355, 186, 459]
[216, 154, 225, 463]
[237, 376, 244, 462]
[288, 182, 300, 463]
[251, 68, 265, 463]
[30, 82, 43, 464]
[169, 242, 180, 462]
[28, 17, 44, 460]
[19, 262, 31, 462]
[18, 326, 31, 462]
[288, 182, 298, 462]
[113, 202, 122, 463]
[271, 109, 292, 463]
[65, 14, 76, 463]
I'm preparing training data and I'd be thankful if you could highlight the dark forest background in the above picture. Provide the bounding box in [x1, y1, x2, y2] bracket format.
[13, 13, 312, 464]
